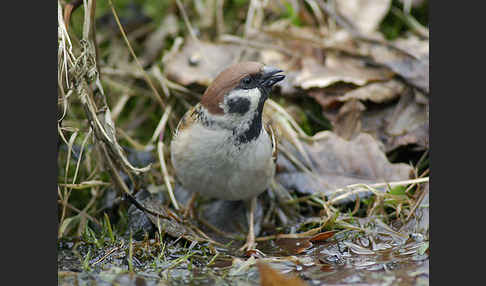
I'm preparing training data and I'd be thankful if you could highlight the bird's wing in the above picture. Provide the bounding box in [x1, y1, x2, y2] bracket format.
[174, 104, 200, 137]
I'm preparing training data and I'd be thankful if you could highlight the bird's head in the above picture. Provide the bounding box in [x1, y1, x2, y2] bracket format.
[199, 62, 285, 142]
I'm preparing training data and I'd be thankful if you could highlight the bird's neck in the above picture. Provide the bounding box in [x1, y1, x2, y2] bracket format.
[234, 111, 262, 145]
[231, 93, 267, 145]
[195, 104, 265, 145]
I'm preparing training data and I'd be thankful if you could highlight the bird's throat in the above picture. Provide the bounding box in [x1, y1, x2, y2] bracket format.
[234, 92, 267, 145]
[234, 111, 262, 145]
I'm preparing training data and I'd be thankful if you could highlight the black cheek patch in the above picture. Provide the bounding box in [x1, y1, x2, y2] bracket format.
[227, 97, 251, 115]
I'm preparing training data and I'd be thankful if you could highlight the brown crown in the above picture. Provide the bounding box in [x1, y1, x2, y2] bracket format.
[200, 62, 264, 114]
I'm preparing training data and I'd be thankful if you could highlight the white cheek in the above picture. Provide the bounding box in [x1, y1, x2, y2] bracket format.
[246, 88, 261, 110]
[213, 88, 263, 130]
[223, 88, 261, 113]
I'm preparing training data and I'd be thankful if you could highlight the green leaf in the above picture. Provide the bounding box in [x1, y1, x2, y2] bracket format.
[389, 185, 407, 195]
[58, 216, 79, 238]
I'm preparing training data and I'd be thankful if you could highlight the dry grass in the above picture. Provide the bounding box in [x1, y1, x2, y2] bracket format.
[57, 0, 428, 247]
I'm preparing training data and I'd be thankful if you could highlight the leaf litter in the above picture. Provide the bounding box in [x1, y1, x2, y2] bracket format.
[58, 0, 429, 285]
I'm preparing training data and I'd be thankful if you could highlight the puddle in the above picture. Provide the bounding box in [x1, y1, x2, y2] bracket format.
[58, 222, 429, 286]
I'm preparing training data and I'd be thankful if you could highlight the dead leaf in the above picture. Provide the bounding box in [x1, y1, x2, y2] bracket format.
[245, 249, 266, 258]
[368, 35, 429, 93]
[319, 30, 429, 93]
[361, 90, 429, 151]
[322, 29, 359, 54]
[338, 79, 406, 104]
[333, 99, 366, 140]
[295, 55, 393, 89]
[164, 38, 245, 86]
[335, 0, 392, 34]
[315, 82, 428, 151]
[276, 132, 413, 203]
[263, 20, 329, 59]
[309, 230, 339, 242]
[275, 238, 313, 255]
[258, 262, 308, 286]
[386, 91, 427, 134]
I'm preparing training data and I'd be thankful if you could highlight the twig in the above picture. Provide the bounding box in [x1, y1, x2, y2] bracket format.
[157, 138, 180, 210]
[255, 219, 332, 242]
[71, 128, 92, 187]
[175, 0, 198, 41]
[405, 183, 429, 222]
[57, 199, 101, 227]
[216, 0, 225, 36]
[59, 130, 78, 228]
[107, 0, 165, 108]
[111, 94, 130, 121]
[304, 0, 326, 28]
[150, 103, 173, 144]
[285, 177, 429, 205]
[99, 142, 175, 221]
[91, 241, 124, 266]
[82, 0, 102, 81]
[219, 34, 294, 56]
[116, 128, 147, 151]
[150, 65, 171, 98]
[59, 180, 110, 190]
[328, 178, 429, 205]
[391, 7, 429, 39]
[244, 0, 257, 38]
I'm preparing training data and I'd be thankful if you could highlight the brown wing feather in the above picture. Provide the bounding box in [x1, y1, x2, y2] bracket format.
[174, 104, 199, 137]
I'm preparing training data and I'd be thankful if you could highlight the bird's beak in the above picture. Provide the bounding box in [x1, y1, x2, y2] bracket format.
[261, 66, 285, 89]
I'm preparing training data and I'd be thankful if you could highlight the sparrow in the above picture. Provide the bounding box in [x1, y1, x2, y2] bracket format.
[170, 61, 285, 251]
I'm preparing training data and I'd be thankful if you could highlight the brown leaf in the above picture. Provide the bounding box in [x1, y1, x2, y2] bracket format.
[322, 81, 428, 151]
[244, 249, 266, 258]
[258, 262, 308, 286]
[164, 38, 244, 86]
[275, 238, 313, 255]
[295, 55, 393, 89]
[368, 36, 429, 93]
[276, 132, 413, 203]
[334, 99, 366, 140]
[337, 79, 406, 104]
[309, 230, 339, 242]
[361, 90, 429, 151]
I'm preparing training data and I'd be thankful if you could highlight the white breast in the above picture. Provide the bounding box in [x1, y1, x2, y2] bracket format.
[171, 122, 275, 201]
